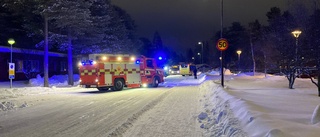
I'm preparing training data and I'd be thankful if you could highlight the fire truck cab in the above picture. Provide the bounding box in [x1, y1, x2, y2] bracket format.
[78, 54, 165, 91]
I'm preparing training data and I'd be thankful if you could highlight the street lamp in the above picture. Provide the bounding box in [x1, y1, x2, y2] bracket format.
[236, 50, 242, 72]
[236, 50, 242, 60]
[291, 30, 301, 64]
[8, 38, 15, 88]
[8, 39, 15, 63]
[197, 53, 201, 64]
[198, 42, 203, 64]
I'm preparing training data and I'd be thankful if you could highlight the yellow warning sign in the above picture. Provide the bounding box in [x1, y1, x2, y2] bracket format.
[9, 70, 14, 75]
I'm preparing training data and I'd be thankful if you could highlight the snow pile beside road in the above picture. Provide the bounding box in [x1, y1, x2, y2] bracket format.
[198, 81, 248, 137]
[29, 74, 80, 87]
[206, 69, 234, 76]
[0, 87, 56, 111]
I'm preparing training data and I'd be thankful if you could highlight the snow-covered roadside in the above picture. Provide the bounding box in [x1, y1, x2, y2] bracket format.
[29, 74, 80, 87]
[0, 74, 80, 112]
[0, 87, 55, 111]
[198, 80, 248, 137]
[224, 74, 320, 137]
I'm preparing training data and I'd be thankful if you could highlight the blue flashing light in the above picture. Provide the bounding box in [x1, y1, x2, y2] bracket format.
[158, 56, 162, 60]
[135, 60, 140, 64]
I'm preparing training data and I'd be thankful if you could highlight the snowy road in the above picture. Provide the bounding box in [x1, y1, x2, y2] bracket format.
[0, 74, 208, 137]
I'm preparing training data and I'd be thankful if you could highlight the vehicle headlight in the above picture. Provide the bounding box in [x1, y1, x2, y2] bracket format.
[142, 83, 147, 87]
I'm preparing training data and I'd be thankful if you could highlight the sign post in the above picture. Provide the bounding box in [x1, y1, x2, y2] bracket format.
[216, 38, 229, 87]
[9, 63, 15, 88]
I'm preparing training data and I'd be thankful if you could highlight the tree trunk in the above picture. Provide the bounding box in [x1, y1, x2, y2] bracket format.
[250, 35, 256, 76]
[317, 71, 320, 97]
[318, 65, 320, 96]
[67, 31, 74, 86]
[44, 15, 49, 87]
[264, 53, 267, 78]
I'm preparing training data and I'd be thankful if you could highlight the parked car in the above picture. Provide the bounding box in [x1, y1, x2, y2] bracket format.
[169, 65, 180, 75]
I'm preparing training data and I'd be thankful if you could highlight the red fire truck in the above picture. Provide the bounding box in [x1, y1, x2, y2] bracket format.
[78, 54, 165, 91]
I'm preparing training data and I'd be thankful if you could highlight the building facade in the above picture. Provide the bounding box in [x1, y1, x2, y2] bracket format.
[0, 45, 70, 81]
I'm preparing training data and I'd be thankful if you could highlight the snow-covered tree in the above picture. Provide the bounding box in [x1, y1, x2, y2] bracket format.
[266, 7, 299, 89]
[48, 0, 93, 86]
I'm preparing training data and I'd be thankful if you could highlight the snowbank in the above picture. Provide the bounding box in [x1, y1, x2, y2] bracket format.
[206, 69, 234, 76]
[198, 81, 248, 137]
[225, 75, 320, 137]
[0, 87, 56, 111]
[29, 74, 80, 87]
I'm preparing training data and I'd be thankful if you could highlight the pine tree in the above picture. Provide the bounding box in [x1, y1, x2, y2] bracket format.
[153, 31, 163, 50]
[48, 0, 93, 86]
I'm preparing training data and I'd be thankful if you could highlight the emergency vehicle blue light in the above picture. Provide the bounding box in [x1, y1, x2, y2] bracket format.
[158, 56, 162, 60]
[135, 60, 140, 64]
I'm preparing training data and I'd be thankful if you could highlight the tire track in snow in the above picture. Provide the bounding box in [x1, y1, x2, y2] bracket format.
[108, 89, 172, 137]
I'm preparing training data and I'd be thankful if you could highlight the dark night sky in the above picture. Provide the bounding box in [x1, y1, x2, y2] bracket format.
[111, 0, 290, 54]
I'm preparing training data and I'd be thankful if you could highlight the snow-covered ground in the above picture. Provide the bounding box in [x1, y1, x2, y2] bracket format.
[1, 70, 320, 137]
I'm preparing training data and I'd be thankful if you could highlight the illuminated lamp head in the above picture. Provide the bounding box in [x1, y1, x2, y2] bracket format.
[130, 57, 135, 61]
[102, 56, 107, 61]
[117, 57, 122, 61]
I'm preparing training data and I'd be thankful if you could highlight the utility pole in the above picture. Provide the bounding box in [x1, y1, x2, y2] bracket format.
[220, 0, 224, 87]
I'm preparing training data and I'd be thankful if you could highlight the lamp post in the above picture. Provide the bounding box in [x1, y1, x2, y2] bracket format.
[197, 52, 201, 64]
[8, 38, 15, 88]
[237, 50, 242, 72]
[291, 30, 301, 64]
[198, 42, 203, 64]
[220, 0, 224, 87]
